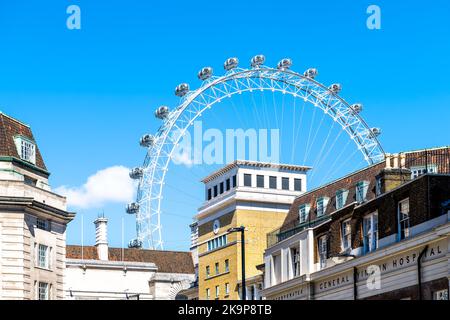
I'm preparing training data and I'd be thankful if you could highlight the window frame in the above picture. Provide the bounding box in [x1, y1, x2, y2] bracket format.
[433, 289, 449, 300]
[38, 282, 49, 300]
[269, 176, 277, 189]
[243, 174, 252, 187]
[225, 259, 229, 273]
[37, 244, 50, 269]
[398, 198, 410, 241]
[316, 197, 329, 217]
[256, 175, 265, 188]
[291, 246, 301, 277]
[281, 177, 289, 190]
[298, 204, 310, 224]
[294, 178, 302, 192]
[215, 285, 220, 299]
[335, 189, 348, 210]
[341, 219, 352, 251]
[363, 211, 379, 254]
[356, 181, 369, 203]
[318, 235, 328, 269]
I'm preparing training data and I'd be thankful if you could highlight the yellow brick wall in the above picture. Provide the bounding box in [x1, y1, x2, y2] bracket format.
[198, 208, 287, 300]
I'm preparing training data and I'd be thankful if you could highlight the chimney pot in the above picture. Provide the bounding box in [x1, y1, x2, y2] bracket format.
[94, 217, 109, 261]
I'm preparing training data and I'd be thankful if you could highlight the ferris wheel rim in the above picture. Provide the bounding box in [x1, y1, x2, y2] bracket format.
[131, 60, 385, 250]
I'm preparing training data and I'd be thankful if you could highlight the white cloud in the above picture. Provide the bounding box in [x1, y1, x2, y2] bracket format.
[55, 166, 136, 209]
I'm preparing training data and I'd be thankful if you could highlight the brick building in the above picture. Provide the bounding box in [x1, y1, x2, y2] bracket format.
[263, 147, 450, 300]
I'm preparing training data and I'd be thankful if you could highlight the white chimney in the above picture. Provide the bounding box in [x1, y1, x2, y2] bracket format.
[94, 216, 109, 261]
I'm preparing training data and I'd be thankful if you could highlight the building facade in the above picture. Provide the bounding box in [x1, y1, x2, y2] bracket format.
[65, 217, 196, 300]
[263, 148, 450, 300]
[0, 112, 75, 300]
[197, 160, 310, 300]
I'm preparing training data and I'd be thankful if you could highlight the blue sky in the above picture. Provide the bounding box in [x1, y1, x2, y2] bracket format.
[0, 0, 449, 251]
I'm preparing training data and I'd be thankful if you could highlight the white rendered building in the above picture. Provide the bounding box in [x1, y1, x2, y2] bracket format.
[65, 217, 196, 300]
[0, 112, 75, 300]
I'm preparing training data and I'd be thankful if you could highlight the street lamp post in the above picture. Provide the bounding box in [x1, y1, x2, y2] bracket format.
[228, 226, 246, 301]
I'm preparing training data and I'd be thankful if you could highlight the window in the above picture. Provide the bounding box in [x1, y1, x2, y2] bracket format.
[215, 286, 220, 299]
[206, 266, 210, 278]
[411, 165, 438, 179]
[206, 288, 210, 300]
[226, 179, 231, 191]
[291, 247, 300, 277]
[375, 177, 382, 196]
[282, 177, 289, 190]
[336, 190, 348, 210]
[215, 262, 220, 275]
[214, 185, 218, 197]
[38, 244, 50, 269]
[398, 199, 410, 240]
[225, 259, 229, 272]
[341, 219, 352, 251]
[269, 176, 277, 189]
[207, 188, 212, 200]
[318, 236, 328, 269]
[298, 204, 310, 224]
[356, 181, 369, 203]
[207, 235, 227, 251]
[232, 175, 237, 188]
[220, 182, 224, 194]
[244, 174, 252, 187]
[257, 175, 265, 188]
[38, 282, 49, 300]
[15, 137, 36, 164]
[225, 283, 230, 296]
[316, 197, 329, 217]
[363, 212, 378, 253]
[294, 178, 302, 192]
[24, 175, 37, 187]
[433, 289, 449, 300]
[36, 219, 48, 231]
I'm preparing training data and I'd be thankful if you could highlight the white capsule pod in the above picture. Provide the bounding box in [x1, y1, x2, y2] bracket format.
[175, 83, 190, 97]
[155, 106, 170, 120]
[129, 167, 144, 179]
[350, 103, 363, 114]
[198, 67, 213, 80]
[371, 127, 382, 137]
[251, 55, 265, 68]
[277, 58, 292, 70]
[328, 83, 342, 94]
[224, 57, 239, 70]
[304, 68, 318, 79]
[128, 239, 143, 249]
[126, 203, 140, 214]
[140, 134, 155, 147]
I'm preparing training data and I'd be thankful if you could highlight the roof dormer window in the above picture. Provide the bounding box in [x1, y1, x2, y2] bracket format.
[15, 136, 36, 165]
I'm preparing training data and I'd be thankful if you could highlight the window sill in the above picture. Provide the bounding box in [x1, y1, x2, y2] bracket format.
[35, 266, 53, 272]
[206, 271, 230, 281]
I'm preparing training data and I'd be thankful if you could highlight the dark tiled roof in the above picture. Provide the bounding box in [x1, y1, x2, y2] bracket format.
[0, 112, 48, 173]
[66, 245, 195, 274]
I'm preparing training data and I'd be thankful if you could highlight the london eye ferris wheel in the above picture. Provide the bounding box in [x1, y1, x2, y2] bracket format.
[125, 55, 385, 250]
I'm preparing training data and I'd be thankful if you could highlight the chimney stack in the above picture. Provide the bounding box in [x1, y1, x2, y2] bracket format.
[94, 216, 109, 261]
[377, 153, 411, 194]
